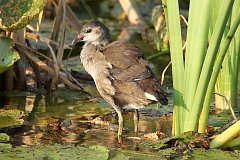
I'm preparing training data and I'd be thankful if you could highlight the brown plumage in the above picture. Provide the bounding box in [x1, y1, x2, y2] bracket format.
[72, 21, 168, 137]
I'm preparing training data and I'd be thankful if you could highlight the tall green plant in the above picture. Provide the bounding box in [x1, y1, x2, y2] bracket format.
[164, 0, 184, 135]
[183, 0, 211, 131]
[199, 9, 240, 133]
[214, 0, 240, 112]
[186, 0, 235, 131]
[164, 0, 239, 136]
[229, 1, 240, 110]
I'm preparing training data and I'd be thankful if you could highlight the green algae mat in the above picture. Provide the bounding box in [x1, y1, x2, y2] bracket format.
[0, 109, 25, 128]
[0, 144, 162, 160]
[1, 144, 240, 160]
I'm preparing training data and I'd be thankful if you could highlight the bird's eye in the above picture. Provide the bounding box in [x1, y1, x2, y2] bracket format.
[86, 29, 92, 33]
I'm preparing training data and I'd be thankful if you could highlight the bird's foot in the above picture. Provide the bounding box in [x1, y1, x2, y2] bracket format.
[117, 135, 123, 144]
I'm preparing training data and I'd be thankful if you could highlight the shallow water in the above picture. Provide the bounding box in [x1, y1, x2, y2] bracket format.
[0, 90, 173, 150]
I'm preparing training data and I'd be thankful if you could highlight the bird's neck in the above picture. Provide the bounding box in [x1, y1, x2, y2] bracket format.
[86, 37, 111, 48]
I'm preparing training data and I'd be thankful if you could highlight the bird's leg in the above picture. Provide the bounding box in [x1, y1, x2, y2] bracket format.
[133, 109, 139, 136]
[116, 110, 123, 144]
[113, 107, 123, 136]
[117, 111, 124, 136]
[111, 105, 124, 143]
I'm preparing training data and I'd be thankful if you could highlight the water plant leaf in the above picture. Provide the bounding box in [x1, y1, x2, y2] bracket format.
[0, 37, 20, 74]
[0, 90, 36, 97]
[0, 144, 109, 160]
[190, 148, 240, 160]
[109, 147, 164, 160]
[0, 133, 10, 142]
[49, 88, 90, 101]
[208, 111, 231, 127]
[141, 137, 176, 150]
[0, 109, 25, 128]
[0, 0, 46, 31]
[0, 143, 12, 150]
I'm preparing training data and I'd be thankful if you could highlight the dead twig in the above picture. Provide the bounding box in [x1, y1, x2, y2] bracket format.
[80, 0, 96, 20]
[64, 48, 84, 89]
[43, 0, 63, 89]
[56, 0, 66, 67]
[37, 10, 44, 33]
[47, 0, 66, 90]
[214, 92, 237, 121]
[12, 28, 27, 90]
[50, 0, 63, 46]
[25, 29, 71, 50]
[66, 3, 83, 32]
[182, 41, 187, 51]
[15, 43, 83, 91]
[161, 61, 171, 85]
[46, 43, 59, 91]
[219, 116, 240, 133]
[180, 15, 188, 26]
[160, 41, 186, 85]
[65, 70, 84, 89]
[28, 25, 60, 91]
[119, 0, 145, 25]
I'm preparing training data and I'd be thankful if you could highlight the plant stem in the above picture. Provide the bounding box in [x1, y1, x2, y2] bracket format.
[183, 0, 211, 131]
[210, 119, 240, 148]
[165, 0, 184, 135]
[186, 0, 235, 131]
[229, 1, 240, 110]
[182, 0, 197, 130]
[198, 10, 240, 133]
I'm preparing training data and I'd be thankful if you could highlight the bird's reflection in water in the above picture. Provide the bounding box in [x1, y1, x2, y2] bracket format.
[14, 112, 172, 150]
[1, 94, 172, 151]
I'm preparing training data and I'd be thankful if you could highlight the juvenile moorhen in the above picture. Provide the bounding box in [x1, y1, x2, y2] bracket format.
[72, 21, 168, 137]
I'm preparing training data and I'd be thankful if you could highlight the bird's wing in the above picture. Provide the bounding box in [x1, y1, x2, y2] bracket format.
[102, 41, 168, 105]
[103, 41, 150, 81]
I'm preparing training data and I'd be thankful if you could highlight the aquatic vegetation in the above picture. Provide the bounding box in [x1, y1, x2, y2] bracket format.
[0, 109, 25, 128]
[0, 38, 20, 74]
[0, 0, 46, 31]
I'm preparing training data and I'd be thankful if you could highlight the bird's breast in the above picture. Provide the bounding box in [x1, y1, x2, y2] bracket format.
[80, 47, 105, 79]
[80, 47, 115, 97]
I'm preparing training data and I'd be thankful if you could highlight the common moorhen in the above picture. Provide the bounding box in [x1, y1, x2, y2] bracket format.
[72, 20, 168, 137]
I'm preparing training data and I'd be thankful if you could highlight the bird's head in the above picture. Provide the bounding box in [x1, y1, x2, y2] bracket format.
[72, 20, 111, 45]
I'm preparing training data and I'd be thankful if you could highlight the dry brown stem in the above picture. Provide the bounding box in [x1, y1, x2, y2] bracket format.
[119, 0, 145, 25]
[15, 43, 83, 91]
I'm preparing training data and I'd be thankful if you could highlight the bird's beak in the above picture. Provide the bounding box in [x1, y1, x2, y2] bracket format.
[72, 34, 84, 45]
